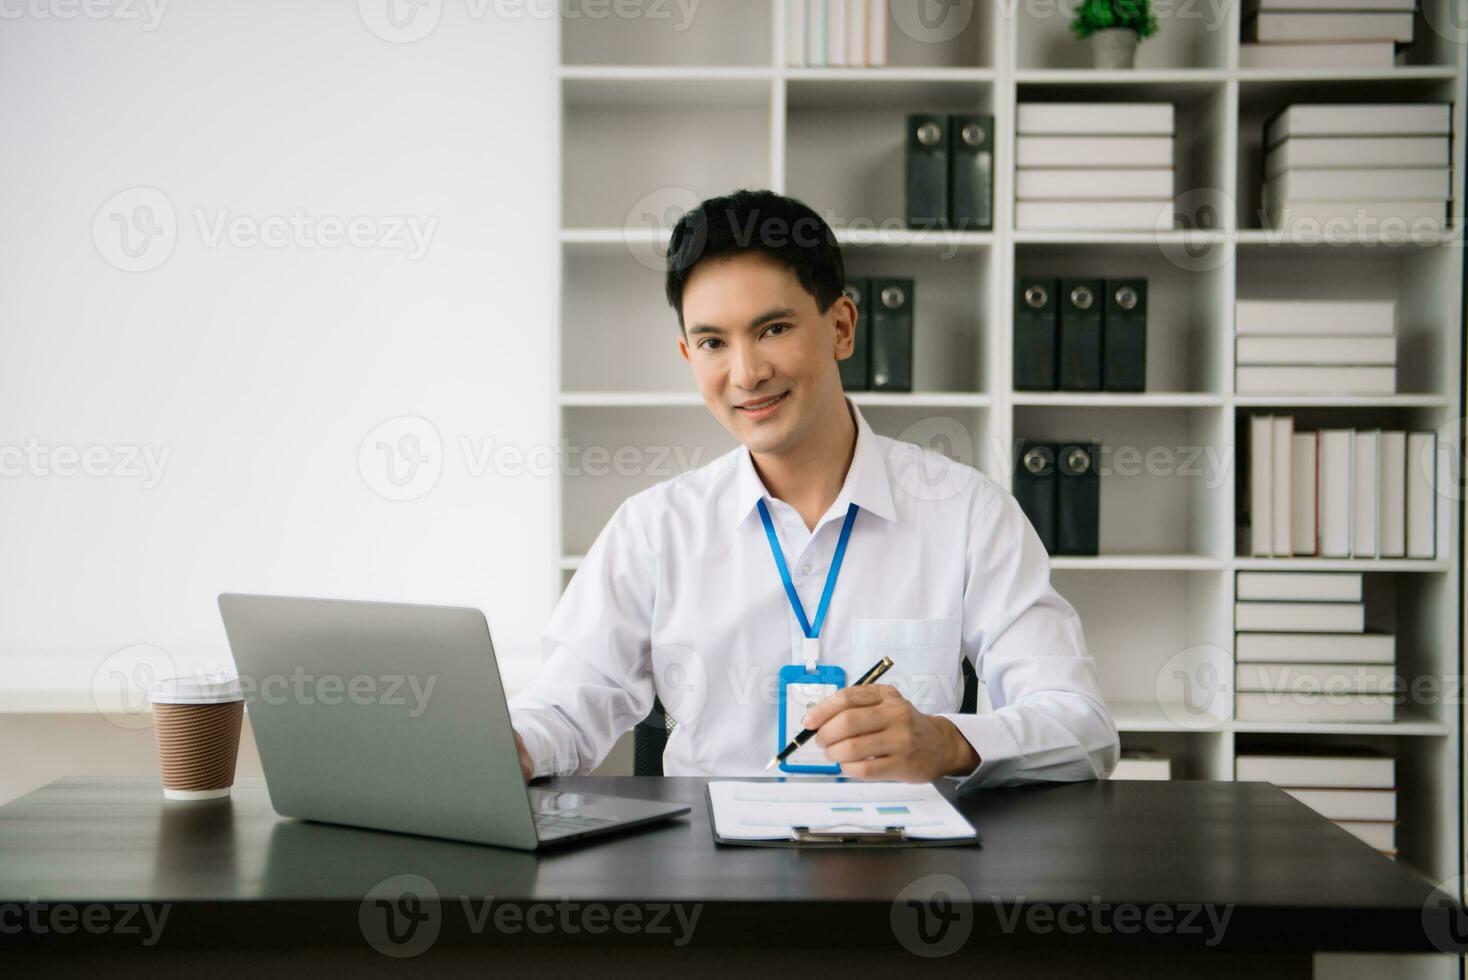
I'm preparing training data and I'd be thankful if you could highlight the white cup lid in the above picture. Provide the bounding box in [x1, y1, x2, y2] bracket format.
[150, 669, 243, 705]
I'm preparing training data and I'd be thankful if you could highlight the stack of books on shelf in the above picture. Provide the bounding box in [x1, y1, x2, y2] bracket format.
[1241, 0, 1414, 69]
[785, 0, 888, 67]
[1111, 749, 1172, 780]
[1235, 571, 1397, 724]
[1235, 298, 1396, 396]
[1249, 415, 1437, 558]
[1262, 104, 1453, 231]
[1237, 750, 1399, 858]
[1015, 103, 1176, 232]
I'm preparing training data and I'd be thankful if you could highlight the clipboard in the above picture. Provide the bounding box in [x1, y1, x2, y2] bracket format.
[703, 784, 981, 849]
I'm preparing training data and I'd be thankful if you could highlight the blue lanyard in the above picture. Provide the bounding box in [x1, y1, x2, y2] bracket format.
[756, 499, 859, 640]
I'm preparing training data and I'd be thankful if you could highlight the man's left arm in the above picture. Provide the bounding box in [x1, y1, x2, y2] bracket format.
[807, 486, 1119, 785]
[938, 486, 1119, 788]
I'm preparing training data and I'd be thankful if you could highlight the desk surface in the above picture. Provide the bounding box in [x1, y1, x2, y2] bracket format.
[0, 776, 1457, 954]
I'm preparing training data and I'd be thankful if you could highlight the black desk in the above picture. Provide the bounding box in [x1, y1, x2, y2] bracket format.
[0, 777, 1460, 978]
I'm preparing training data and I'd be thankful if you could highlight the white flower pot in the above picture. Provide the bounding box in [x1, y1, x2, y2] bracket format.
[1089, 28, 1139, 69]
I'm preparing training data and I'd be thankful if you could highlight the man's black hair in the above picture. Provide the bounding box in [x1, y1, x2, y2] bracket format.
[663, 189, 845, 331]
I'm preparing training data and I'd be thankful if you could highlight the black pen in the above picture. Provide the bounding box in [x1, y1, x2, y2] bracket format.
[764, 655, 895, 771]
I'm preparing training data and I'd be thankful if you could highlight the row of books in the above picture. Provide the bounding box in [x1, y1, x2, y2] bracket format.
[1237, 749, 1398, 857]
[1014, 103, 1176, 232]
[1014, 277, 1146, 392]
[1263, 103, 1452, 231]
[903, 113, 994, 231]
[784, 0, 888, 67]
[1235, 573, 1396, 725]
[1249, 416, 1437, 559]
[1235, 298, 1397, 396]
[1241, 0, 1415, 70]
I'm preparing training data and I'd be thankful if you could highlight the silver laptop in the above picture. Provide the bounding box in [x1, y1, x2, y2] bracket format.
[217, 594, 689, 850]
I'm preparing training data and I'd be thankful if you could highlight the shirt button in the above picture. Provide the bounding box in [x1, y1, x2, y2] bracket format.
[800, 562, 813, 575]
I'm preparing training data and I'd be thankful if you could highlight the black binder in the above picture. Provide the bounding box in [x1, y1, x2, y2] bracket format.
[1056, 442, 1100, 556]
[1014, 277, 1058, 391]
[948, 113, 993, 232]
[1058, 279, 1103, 391]
[1013, 441, 1058, 554]
[839, 278, 869, 392]
[905, 114, 948, 230]
[1103, 278, 1147, 392]
[870, 278, 913, 392]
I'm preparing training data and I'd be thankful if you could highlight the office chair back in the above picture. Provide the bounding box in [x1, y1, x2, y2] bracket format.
[633, 656, 980, 777]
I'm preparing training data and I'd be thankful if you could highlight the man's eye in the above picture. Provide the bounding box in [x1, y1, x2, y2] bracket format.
[698, 338, 724, 351]
[764, 323, 791, 337]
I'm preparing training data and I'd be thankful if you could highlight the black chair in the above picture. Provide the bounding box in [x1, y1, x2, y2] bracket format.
[633, 657, 981, 777]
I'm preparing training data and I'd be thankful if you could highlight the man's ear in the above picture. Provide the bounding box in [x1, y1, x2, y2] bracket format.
[677, 331, 691, 363]
[831, 293, 857, 362]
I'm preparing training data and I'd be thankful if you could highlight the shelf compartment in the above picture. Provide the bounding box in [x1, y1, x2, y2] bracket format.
[561, 0, 773, 67]
[563, 97, 770, 228]
[1016, 404, 1232, 557]
[1014, 241, 1232, 395]
[1234, 244, 1462, 402]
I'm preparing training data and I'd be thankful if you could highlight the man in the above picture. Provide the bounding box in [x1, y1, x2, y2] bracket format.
[510, 190, 1117, 787]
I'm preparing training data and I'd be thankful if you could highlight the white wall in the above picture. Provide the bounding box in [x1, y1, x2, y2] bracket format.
[0, 2, 560, 695]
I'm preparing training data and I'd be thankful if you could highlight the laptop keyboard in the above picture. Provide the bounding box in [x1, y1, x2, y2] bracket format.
[533, 810, 614, 839]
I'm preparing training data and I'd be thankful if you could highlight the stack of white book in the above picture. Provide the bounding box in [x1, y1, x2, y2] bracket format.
[1015, 103, 1176, 231]
[1249, 415, 1437, 559]
[1236, 299, 1396, 396]
[1111, 750, 1172, 780]
[1241, 0, 1414, 69]
[1235, 572, 1396, 724]
[785, 0, 888, 67]
[1262, 103, 1452, 230]
[1237, 750, 1398, 857]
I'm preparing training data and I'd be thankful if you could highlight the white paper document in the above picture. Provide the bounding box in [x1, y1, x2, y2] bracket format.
[707, 780, 977, 841]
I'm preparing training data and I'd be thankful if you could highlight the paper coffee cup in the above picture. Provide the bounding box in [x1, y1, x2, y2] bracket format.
[150, 670, 244, 801]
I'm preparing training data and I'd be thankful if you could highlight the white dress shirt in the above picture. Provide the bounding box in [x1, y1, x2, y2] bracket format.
[509, 400, 1118, 789]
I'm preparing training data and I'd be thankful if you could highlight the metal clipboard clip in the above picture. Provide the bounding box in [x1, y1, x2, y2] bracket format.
[790, 825, 908, 844]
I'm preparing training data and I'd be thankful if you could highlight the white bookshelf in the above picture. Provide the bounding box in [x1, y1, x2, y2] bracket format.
[557, 0, 1466, 932]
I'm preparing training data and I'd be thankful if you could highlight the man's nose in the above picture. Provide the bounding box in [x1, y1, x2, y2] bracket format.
[729, 341, 773, 390]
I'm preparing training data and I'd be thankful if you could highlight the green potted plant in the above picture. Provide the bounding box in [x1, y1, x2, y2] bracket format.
[1070, 0, 1158, 69]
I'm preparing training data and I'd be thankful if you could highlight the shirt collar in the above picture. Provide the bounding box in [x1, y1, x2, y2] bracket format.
[732, 398, 898, 530]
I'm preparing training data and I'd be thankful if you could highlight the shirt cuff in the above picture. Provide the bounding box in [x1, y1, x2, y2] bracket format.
[939, 712, 1024, 791]
[508, 708, 564, 780]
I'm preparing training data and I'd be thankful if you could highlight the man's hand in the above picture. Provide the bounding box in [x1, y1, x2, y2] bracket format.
[802, 684, 980, 782]
[513, 731, 533, 782]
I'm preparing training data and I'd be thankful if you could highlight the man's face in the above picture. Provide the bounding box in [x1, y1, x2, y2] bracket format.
[677, 252, 856, 456]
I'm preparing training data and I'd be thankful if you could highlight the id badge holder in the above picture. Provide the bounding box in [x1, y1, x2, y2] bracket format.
[777, 662, 846, 774]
